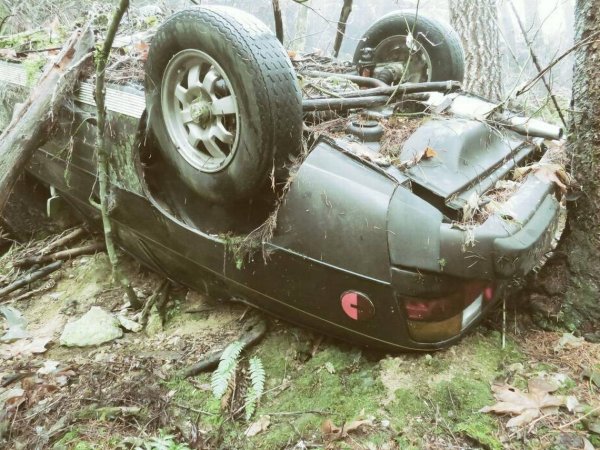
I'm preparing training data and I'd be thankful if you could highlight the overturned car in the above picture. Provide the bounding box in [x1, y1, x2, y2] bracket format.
[0, 7, 567, 350]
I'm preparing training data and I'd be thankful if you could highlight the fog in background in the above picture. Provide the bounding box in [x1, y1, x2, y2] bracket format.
[0, 0, 576, 100]
[188, 0, 575, 100]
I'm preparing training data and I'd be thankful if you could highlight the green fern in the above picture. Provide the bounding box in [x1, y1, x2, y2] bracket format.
[244, 356, 265, 420]
[211, 340, 244, 399]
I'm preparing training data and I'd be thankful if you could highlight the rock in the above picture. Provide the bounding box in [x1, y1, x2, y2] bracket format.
[117, 315, 143, 333]
[0, 305, 30, 343]
[60, 306, 122, 347]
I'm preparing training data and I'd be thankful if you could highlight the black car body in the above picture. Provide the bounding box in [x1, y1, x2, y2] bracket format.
[0, 7, 566, 351]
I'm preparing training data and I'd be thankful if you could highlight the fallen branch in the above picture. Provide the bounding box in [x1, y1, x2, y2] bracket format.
[0, 25, 94, 213]
[76, 405, 141, 420]
[0, 260, 62, 299]
[13, 242, 105, 268]
[182, 317, 268, 378]
[40, 227, 87, 255]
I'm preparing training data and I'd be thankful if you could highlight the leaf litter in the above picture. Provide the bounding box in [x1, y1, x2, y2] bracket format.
[480, 377, 580, 428]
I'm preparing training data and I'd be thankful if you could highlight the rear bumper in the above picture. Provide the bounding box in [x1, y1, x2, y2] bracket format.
[389, 168, 564, 280]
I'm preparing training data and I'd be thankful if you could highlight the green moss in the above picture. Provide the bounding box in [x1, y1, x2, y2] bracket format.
[23, 56, 45, 87]
[432, 377, 501, 449]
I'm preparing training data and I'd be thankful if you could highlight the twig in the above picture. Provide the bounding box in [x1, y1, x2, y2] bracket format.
[266, 410, 330, 416]
[508, 1, 567, 128]
[181, 317, 268, 378]
[172, 402, 216, 416]
[13, 242, 105, 268]
[557, 405, 600, 430]
[0, 261, 62, 299]
[516, 31, 600, 97]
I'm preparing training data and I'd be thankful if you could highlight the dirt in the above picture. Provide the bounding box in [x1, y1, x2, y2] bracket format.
[0, 231, 599, 449]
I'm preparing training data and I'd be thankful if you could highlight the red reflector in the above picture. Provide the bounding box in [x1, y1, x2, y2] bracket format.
[403, 281, 492, 322]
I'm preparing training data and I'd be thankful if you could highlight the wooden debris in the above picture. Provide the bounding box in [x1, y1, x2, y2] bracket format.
[182, 317, 268, 378]
[0, 260, 62, 300]
[13, 242, 105, 268]
[0, 25, 94, 213]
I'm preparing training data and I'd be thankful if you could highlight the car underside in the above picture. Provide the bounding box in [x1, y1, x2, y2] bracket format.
[0, 6, 567, 351]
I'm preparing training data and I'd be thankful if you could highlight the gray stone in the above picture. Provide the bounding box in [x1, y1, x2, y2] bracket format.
[117, 315, 143, 333]
[60, 306, 122, 347]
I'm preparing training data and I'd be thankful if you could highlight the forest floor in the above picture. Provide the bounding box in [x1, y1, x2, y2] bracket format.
[0, 229, 599, 450]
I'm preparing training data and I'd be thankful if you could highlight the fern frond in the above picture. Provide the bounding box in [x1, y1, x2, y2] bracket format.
[244, 356, 266, 420]
[211, 340, 244, 399]
[248, 356, 265, 400]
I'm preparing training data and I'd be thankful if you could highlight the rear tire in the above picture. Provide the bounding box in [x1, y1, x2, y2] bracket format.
[145, 7, 303, 204]
[354, 11, 465, 83]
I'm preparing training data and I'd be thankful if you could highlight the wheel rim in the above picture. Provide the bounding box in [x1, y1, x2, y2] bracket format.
[161, 49, 240, 173]
[373, 35, 432, 83]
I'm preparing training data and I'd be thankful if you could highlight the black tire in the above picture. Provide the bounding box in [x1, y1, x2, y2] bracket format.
[145, 7, 303, 204]
[353, 11, 464, 83]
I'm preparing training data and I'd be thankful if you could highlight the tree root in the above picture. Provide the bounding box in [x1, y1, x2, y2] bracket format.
[139, 279, 170, 325]
[181, 316, 268, 378]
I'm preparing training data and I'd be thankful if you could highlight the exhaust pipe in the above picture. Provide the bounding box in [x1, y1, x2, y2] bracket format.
[501, 115, 564, 141]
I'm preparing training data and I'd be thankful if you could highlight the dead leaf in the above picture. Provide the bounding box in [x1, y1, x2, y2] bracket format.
[322, 418, 374, 441]
[424, 146, 438, 159]
[513, 163, 571, 193]
[480, 377, 577, 428]
[244, 415, 270, 437]
[0, 336, 51, 359]
[134, 40, 149, 61]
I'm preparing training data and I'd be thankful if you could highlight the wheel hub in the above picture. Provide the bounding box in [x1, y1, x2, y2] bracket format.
[190, 99, 213, 127]
[160, 49, 240, 173]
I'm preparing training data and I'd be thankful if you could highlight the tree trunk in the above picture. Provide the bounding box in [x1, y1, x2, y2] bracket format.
[560, 0, 600, 336]
[526, 0, 600, 340]
[0, 26, 94, 213]
[271, 0, 284, 44]
[333, 0, 353, 58]
[449, 0, 503, 100]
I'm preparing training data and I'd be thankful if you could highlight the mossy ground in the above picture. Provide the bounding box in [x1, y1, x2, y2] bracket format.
[160, 327, 525, 450]
[2, 252, 598, 449]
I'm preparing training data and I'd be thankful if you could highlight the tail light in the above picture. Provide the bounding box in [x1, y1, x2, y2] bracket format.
[402, 281, 495, 343]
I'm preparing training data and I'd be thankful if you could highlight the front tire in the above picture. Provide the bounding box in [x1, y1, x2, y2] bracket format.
[145, 7, 303, 204]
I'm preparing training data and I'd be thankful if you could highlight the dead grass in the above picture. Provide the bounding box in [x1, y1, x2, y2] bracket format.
[379, 115, 425, 160]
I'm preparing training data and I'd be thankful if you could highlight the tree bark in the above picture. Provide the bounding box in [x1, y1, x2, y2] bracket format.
[560, 0, 600, 335]
[0, 26, 94, 213]
[526, 0, 600, 339]
[449, 0, 503, 101]
[271, 0, 284, 44]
